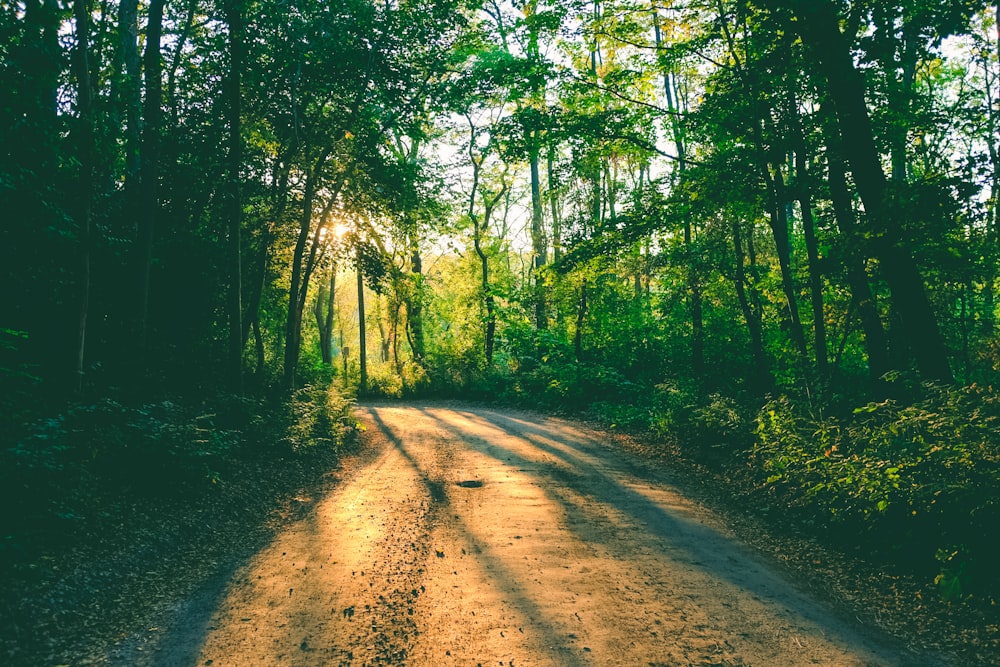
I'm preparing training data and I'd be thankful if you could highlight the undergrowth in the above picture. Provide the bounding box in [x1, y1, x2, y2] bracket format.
[0, 382, 357, 566]
[754, 382, 1000, 603]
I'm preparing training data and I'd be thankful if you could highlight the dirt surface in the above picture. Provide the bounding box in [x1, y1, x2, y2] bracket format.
[113, 402, 942, 666]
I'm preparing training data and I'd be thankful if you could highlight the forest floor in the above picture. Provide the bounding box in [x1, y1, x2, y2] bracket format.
[3, 401, 996, 665]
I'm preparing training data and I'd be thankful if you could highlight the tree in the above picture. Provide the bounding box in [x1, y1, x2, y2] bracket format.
[771, 0, 955, 382]
[224, 0, 244, 392]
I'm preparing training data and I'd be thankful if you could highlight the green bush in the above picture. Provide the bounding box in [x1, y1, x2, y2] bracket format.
[689, 393, 751, 450]
[648, 379, 695, 439]
[754, 383, 1000, 599]
[283, 384, 356, 452]
[367, 365, 405, 398]
[7, 399, 240, 490]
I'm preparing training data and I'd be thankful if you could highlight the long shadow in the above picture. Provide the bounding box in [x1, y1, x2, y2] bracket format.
[105, 534, 277, 666]
[412, 404, 933, 667]
[364, 407, 589, 667]
[115, 401, 931, 666]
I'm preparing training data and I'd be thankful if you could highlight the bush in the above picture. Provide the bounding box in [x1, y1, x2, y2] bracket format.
[367, 365, 404, 398]
[282, 384, 357, 452]
[754, 383, 1000, 599]
[6, 398, 241, 493]
[648, 379, 699, 440]
[689, 393, 751, 450]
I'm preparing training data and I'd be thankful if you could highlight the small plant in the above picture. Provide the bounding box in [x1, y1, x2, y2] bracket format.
[934, 546, 972, 603]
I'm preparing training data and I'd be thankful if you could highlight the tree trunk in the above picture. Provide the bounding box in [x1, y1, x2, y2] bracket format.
[530, 147, 547, 330]
[283, 150, 328, 389]
[357, 253, 367, 394]
[548, 147, 561, 263]
[390, 297, 402, 375]
[314, 274, 331, 364]
[465, 117, 507, 367]
[326, 268, 337, 363]
[732, 218, 768, 387]
[789, 96, 828, 377]
[766, 162, 810, 361]
[820, 104, 890, 380]
[981, 18, 999, 332]
[73, 0, 94, 392]
[135, 0, 165, 369]
[295, 191, 340, 326]
[376, 302, 390, 363]
[117, 0, 140, 233]
[312, 266, 337, 366]
[789, 0, 953, 382]
[574, 280, 587, 363]
[655, 9, 704, 380]
[252, 318, 265, 377]
[224, 0, 243, 392]
[408, 236, 426, 361]
[243, 155, 290, 346]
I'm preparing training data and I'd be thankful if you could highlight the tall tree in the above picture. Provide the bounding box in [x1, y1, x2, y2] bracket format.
[224, 0, 244, 392]
[135, 0, 165, 368]
[72, 0, 95, 391]
[773, 0, 954, 382]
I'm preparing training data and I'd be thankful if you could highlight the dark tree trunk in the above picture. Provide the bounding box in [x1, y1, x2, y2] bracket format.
[224, 0, 244, 392]
[135, 0, 165, 369]
[375, 299, 390, 363]
[243, 156, 290, 346]
[548, 147, 561, 263]
[295, 192, 339, 328]
[73, 0, 95, 392]
[820, 105, 890, 380]
[655, 9, 703, 380]
[786, 0, 953, 382]
[313, 267, 335, 365]
[732, 218, 769, 388]
[530, 147, 547, 330]
[283, 151, 327, 389]
[326, 268, 337, 363]
[766, 163, 810, 361]
[117, 0, 141, 231]
[685, 220, 705, 380]
[465, 117, 507, 367]
[789, 97, 828, 377]
[574, 281, 587, 363]
[252, 318, 265, 378]
[408, 237, 426, 361]
[357, 253, 367, 394]
[981, 18, 1000, 333]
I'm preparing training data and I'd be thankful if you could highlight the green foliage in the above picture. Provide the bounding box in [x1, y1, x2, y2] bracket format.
[754, 382, 1000, 598]
[646, 381, 754, 460]
[282, 384, 357, 452]
[7, 399, 241, 491]
[935, 546, 973, 603]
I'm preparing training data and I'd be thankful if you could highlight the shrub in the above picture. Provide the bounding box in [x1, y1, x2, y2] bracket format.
[648, 379, 699, 440]
[688, 393, 751, 451]
[283, 384, 356, 452]
[367, 365, 404, 398]
[754, 383, 1000, 599]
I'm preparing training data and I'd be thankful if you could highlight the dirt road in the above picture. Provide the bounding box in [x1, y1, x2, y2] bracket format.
[128, 402, 925, 666]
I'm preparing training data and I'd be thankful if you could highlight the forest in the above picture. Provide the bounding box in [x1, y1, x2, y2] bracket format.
[3, 0, 1000, 660]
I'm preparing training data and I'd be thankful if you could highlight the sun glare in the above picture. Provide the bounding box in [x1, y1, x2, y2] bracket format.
[331, 221, 351, 239]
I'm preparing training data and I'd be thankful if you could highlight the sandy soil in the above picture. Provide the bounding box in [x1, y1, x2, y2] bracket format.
[117, 402, 933, 666]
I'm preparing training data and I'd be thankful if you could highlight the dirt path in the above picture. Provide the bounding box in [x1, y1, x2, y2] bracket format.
[123, 402, 931, 666]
